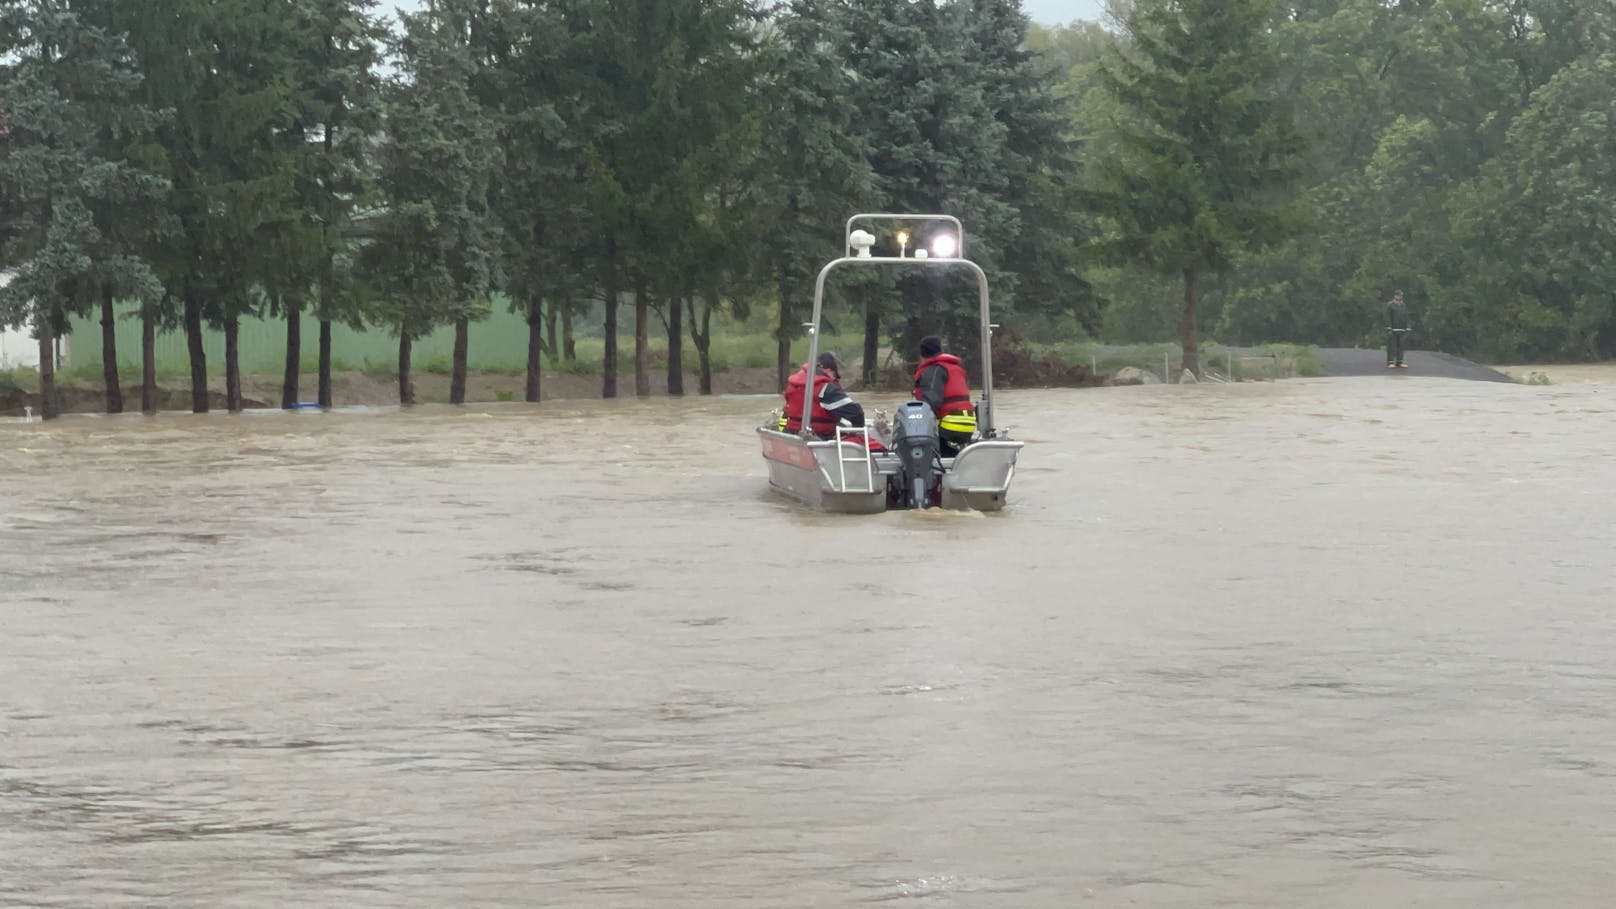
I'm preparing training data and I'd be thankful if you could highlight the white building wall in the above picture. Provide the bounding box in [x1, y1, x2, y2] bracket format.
[0, 271, 68, 369]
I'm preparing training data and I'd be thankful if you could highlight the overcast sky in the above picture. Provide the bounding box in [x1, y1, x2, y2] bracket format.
[385, 0, 1105, 27]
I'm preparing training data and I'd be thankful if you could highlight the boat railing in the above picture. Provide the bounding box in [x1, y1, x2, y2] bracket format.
[833, 425, 876, 494]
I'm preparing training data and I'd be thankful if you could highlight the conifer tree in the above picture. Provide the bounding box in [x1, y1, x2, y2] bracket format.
[1088, 0, 1304, 376]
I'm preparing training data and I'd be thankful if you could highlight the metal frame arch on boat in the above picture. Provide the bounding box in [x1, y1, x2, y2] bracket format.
[803, 214, 997, 440]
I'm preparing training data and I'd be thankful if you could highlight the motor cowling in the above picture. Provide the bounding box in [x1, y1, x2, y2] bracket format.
[890, 401, 940, 508]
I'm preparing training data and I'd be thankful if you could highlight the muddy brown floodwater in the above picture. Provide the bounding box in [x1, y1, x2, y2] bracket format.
[3, 378, 1615, 907]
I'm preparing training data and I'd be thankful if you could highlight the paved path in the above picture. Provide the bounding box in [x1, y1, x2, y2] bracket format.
[1314, 347, 1514, 383]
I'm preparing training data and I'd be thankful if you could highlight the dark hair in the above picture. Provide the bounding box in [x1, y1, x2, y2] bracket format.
[919, 336, 942, 358]
[816, 352, 841, 373]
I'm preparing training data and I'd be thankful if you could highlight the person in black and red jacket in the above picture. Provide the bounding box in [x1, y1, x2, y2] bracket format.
[781, 352, 865, 437]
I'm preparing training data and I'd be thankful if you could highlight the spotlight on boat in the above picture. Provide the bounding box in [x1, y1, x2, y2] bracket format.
[930, 233, 957, 259]
[850, 229, 876, 258]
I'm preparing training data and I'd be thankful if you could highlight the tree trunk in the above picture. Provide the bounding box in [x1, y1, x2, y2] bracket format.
[694, 294, 715, 395]
[562, 306, 575, 361]
[141, 300, 157, 413]
[775, 259, 795, 392]
[183, 284, 208, 413]
[634, 283, 650, 397]
[667, 292, 684, 395]
[901, 315, 922, 372]
[318, 319, 333, 408]
[1180, 268, 1201, 379]
[776, 287, 791, 392]
[450, 316, 469, 404]
[36, 317, 58, 420]
[224, 315, 242, 413]
[544, 301, 558, 356]
[101, 285, 123, 414]
[526, 299, 544, 403]
[601, 241, 618, 398]
[282, 300, 300, 409]
[398, 332, 414, 405]
[863, 300, 880, 387]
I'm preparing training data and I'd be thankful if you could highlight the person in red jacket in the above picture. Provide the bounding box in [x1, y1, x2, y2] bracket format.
[913, 336, 977, 456]
[780, 352, 866, 438]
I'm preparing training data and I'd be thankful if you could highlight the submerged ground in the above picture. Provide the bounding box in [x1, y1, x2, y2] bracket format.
[3, 377, 1614, 906]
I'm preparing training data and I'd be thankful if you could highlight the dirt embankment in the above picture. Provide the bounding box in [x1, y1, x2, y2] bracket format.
[1, 366, 789, 415]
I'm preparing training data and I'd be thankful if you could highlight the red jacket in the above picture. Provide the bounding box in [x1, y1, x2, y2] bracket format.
[782, 365, 838, 435]
[913, 353, 974, 417]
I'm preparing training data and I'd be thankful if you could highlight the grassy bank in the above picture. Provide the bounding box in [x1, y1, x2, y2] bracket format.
[4, 338, 1327, 415]
[48, 330, 869, 385]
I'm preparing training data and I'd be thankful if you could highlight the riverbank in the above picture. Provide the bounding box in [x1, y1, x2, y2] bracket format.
[1493, 363, 1616, 385]
[0, 366, 789, 415]
[1, 334, 1113, 415]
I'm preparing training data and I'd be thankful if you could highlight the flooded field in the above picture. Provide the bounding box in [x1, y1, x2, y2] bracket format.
[3, 377, 1615, 907]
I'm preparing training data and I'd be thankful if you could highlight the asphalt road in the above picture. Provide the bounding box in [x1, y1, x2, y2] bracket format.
[1315, 347, 1514, 382]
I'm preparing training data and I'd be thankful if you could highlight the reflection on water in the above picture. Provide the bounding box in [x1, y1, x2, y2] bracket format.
[3, 379, 1615, 906]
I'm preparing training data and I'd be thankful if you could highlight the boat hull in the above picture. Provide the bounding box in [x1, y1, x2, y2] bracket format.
[758, 428, 1022, 513]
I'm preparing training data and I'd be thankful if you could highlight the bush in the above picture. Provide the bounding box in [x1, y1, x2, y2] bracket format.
[416, 353, 454, 375]
[0, 367, 35, 399]
[554, 356, 597, 376]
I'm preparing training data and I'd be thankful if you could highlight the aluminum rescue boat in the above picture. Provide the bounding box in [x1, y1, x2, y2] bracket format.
[757, 214, 1023, 513]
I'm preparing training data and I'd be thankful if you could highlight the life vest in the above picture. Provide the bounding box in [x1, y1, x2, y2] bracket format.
[914, 353, 977, 435]
[782, 365, 839, 436]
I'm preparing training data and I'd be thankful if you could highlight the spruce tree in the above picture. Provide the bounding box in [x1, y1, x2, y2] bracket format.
[761, 0, 876, 389]
[0, 0, 167, 419]
[280, 0, 386, 409]
[363, 0, 502, 405]
[1088, 0, 1304, 376]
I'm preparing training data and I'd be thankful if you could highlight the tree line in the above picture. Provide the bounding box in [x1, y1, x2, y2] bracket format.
[4, 0, 1613, 421]
[1038, 0, 1614, 368]
[0, 0, 1084, 419]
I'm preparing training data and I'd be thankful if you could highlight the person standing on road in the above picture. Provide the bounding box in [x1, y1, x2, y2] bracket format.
[1385, 290, 1411, 369]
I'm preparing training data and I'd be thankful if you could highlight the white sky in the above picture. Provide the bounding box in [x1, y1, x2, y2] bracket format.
[1022, 0, 1105, 23]
[384, 0, 1104, 27]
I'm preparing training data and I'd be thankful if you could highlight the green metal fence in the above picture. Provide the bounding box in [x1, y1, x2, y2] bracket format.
[67, 304, 541, 375]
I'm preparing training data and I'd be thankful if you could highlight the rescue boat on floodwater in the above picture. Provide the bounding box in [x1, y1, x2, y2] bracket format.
[757, 213, 1023, 513]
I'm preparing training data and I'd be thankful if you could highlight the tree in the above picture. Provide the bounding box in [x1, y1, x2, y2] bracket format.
[1447, 51, 1616, 361]
[759, 0, 876, 390]
[836, 0, 1081, 380]
[638, 0, 764, 396]
[962, 0, 1095, 356]
[1087, 0, 1304, 376]
[840, 0, 1016, 370]
[0, 0, 167, 419]
[280, 0, 386, 409]
[480, 0, 577, 404]
[572, 0, 761, 398]
[120, 0, 308, 412]
[364, 0, 502, 405]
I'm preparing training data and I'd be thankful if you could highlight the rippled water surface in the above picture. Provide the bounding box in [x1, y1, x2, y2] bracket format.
[4, 378, 1616, 906]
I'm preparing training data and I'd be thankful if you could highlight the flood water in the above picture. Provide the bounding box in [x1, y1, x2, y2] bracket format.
[3, 378, 1615, 907]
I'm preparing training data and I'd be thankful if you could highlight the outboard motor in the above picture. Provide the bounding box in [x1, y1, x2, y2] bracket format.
[889, 400, 940, 508]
